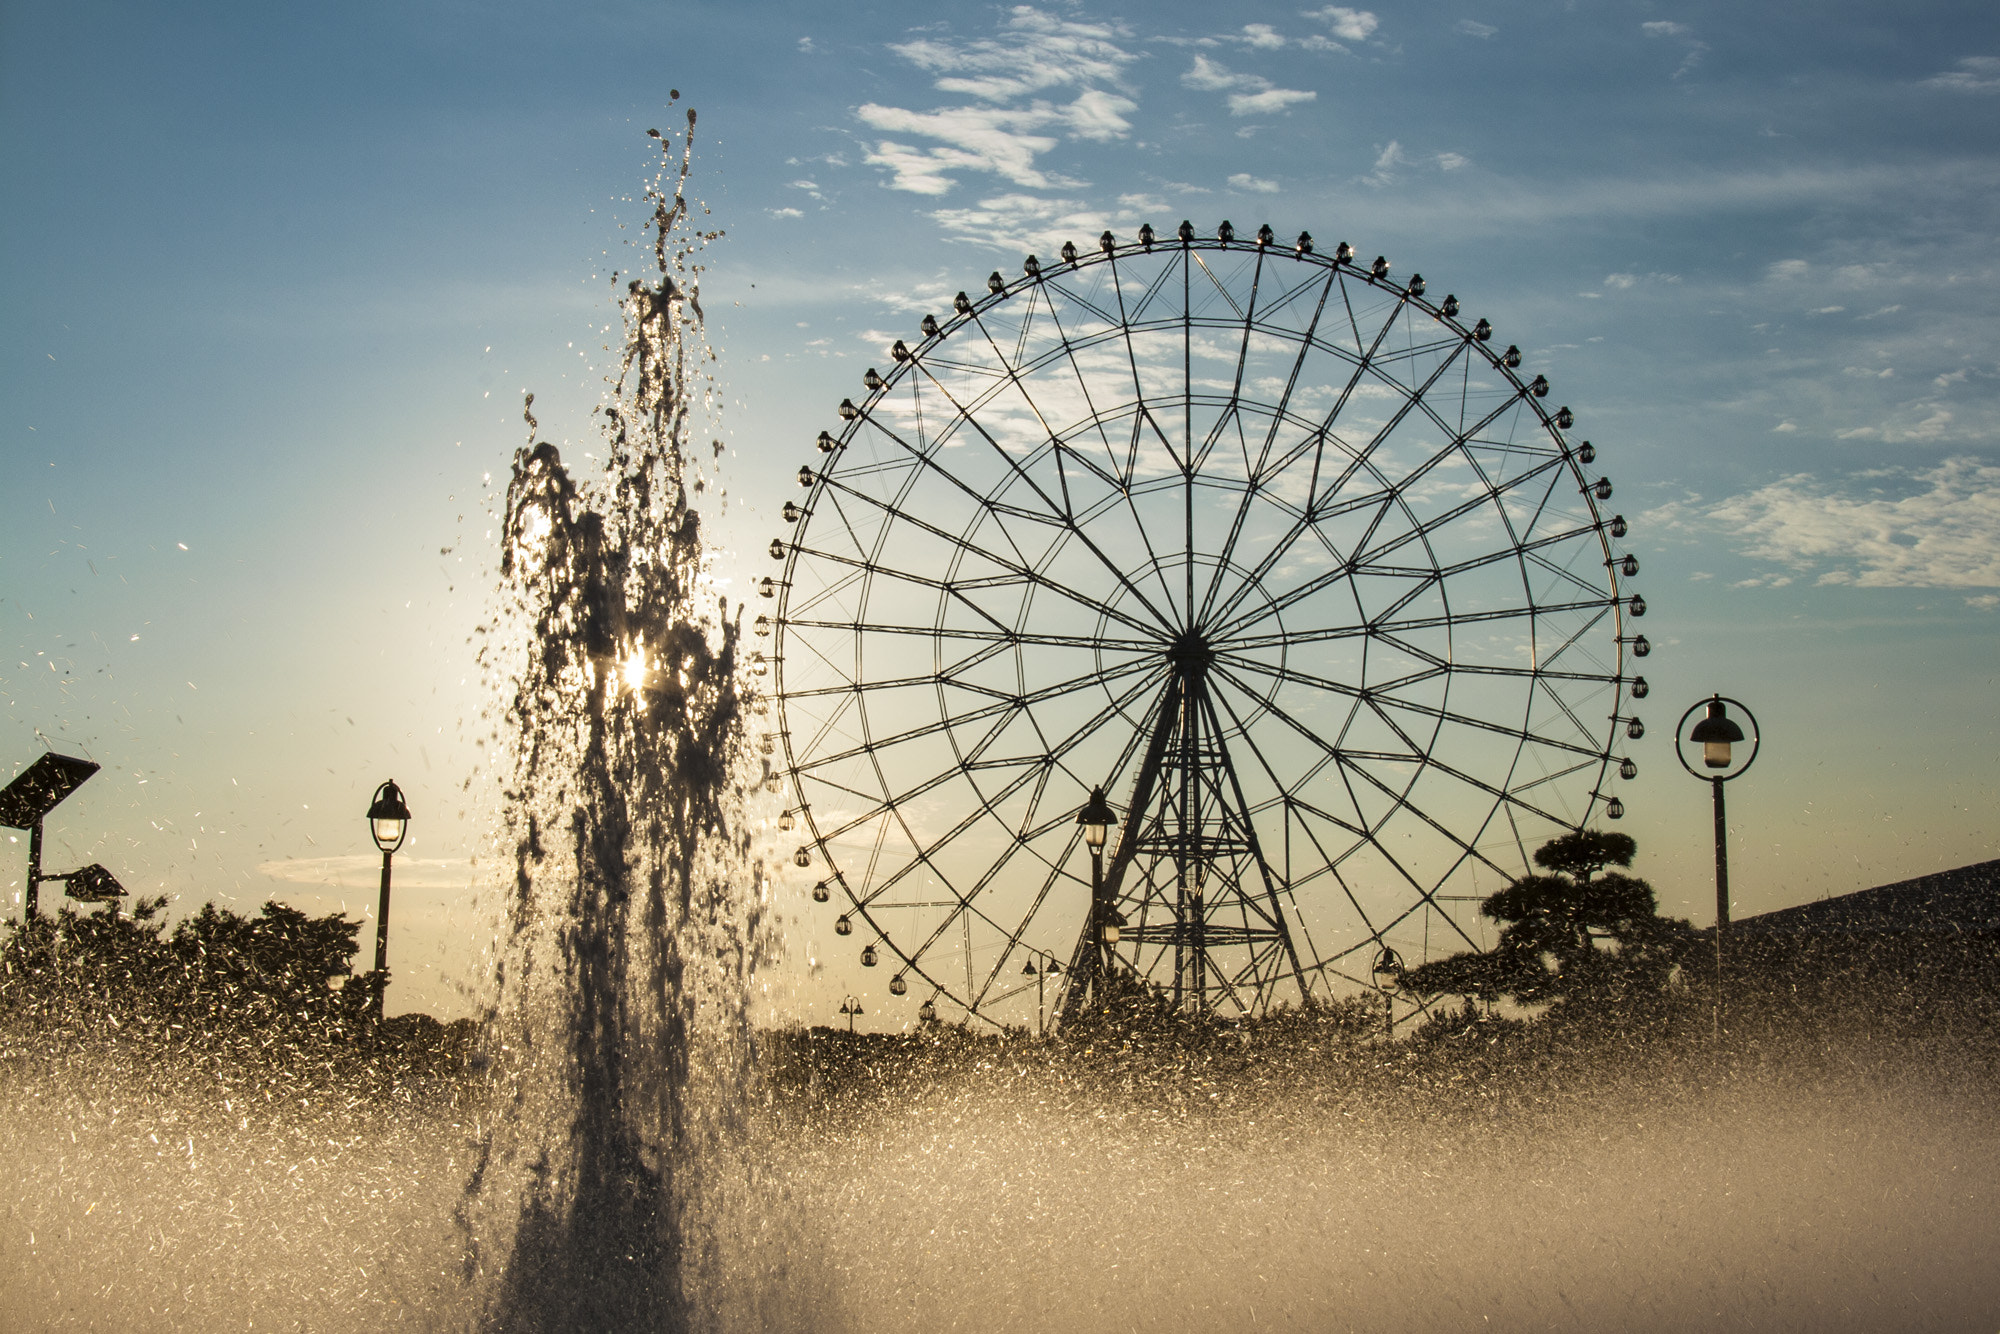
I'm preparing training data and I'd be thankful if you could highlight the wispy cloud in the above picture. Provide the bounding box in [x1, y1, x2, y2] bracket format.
[1455, 19, 1497, 38]
[1228, 172, 1281, 193]
[1647, 459, 2000, 589]
[1182, 54, 1317, 116]
[859, 8, 1139, 196]
[1924, 55, 2000, 93]
[259, 855, 478, 891]
[893, 10, 1137, 101]
[1304, 7, 1380, 43]
[1641, 20, 1707, 79]
[1359, 140, 1406, 187]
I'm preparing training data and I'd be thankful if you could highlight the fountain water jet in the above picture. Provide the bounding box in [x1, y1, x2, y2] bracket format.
[458, 99, 759, 1331]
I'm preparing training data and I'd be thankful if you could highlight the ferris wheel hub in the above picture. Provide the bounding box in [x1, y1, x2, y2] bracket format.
[1165, 630, 1216, 669]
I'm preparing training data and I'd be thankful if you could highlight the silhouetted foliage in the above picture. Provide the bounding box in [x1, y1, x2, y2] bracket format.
[1403, 830, 1697, 1012]
[0, 898, 404, 1057]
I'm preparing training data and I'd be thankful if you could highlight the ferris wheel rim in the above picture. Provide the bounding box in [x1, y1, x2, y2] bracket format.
[768, 223, 1642, 1028]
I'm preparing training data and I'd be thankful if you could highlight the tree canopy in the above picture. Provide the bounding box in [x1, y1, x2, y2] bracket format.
[1402, 830, 1695, 1011]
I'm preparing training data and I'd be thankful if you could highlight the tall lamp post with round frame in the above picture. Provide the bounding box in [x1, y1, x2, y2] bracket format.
[1076, 786, 1116, 996]
[365, 779, 411, 1020]
[1371, 946, 1406, 1039]
[1675, 696, 1760, 1029]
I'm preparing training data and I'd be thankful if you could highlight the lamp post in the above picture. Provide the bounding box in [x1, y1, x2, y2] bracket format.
[1675, 696, 1761, 1033]
[839, 995, 863, 1033]
[1021, 955, 1060, 1036]
[365, 779, 411, 1020]
[1076, 785, 1116, 998]
[1371, 945, 1405, 1039]
[1, 751, 103, 922]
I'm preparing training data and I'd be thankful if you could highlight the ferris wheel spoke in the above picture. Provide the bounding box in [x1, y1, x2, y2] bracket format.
[1225, 684, 1522, 938]
[794, 655, 1161, 778]
[784, 617, 1159, 656]
[1225, 590, 1614, 657]
[1539, 603, 1617, 675]
[899, 354, 1183, 632]
[847, 662, 1167, 905]
[796, 482, 1163, 640]
[1212, 654, 1607, 768]
[1204, 352, 1521, 634]
[1196, 270, 1342, 622]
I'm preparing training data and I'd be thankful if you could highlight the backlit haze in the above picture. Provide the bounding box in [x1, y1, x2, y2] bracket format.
[5, 0, 1997, 1024]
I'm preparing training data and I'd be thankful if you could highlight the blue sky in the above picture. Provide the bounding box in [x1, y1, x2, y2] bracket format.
[5, 0, 1997, 1022]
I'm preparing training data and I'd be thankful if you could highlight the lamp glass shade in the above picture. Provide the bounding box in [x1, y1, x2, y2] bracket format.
[1103, 922, 1120, 945]
[366, 780, 412, 853]
[1688, 700, 1746, 770]
[1076, 785, 1115, 849]
[370, 817, 406, 852]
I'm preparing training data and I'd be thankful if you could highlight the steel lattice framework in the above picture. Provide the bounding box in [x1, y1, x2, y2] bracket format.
[761, 223, 1650, 1029]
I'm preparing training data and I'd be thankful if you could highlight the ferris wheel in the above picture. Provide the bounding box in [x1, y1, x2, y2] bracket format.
[759, 221, 1648, 1028]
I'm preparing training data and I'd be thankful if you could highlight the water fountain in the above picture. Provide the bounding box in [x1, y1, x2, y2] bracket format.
[457, 97, 760, 1331]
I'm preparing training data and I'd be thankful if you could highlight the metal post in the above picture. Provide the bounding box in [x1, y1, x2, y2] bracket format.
[373, 847, 394, 1019]
[1036, 964, 1046, 1037]
[1090, 849, 1106, 985]
[25, 819, 42, 921]
[1712, 775, 1728, 1035]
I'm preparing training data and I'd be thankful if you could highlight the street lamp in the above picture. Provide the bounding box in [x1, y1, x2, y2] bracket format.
[1, 751, 105, 922]
[1076, 785, 1116, 997]
[839, 995, 863, 1033]
[365, 779, 411, 1020]
[1371, 945, 1405, 1039]
[1675, 696, 1761, 1030]
[1021, 955, 1061, 1036]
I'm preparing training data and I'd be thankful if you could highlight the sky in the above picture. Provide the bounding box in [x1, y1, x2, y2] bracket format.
[4, 0, 1997, 1025]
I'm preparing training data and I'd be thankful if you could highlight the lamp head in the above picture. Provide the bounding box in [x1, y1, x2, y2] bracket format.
[1076, 785, 1115, 850]
[367, 780, 411, 853]
[1688, 698, 1746, 770]
[1371, 946, 1405, 990]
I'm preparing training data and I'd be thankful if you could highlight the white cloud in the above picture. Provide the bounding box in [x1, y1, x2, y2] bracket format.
[1924, 56, 2000, 93]
[1810, 305, 1846, 315]
[1182, 54, 1317, 116]
[1239, 23, 1286, 50]
[1604, 273, 1637, 289]
[1305, 7, 1380, 42]
[859, 8, 1139, 195]
[1772, 421, 1797, 432]
[1435, 151, 1469, 171]
[858, 104, 1076, 192]
[768, 207, 804, 219]
[893, 9, 1137, 101]
[259, 856, 477, 891]
[1063, 88, 1140, 140]
[1228, 172, 1281, 193]
[926, 192, 1127, 254]
[1456, 19, 1497, 38]
[1358, 140, 1406, 187]
[1651, 458, 2000, 589]
[1640, 21, 1706, 78]
[1766, 258, 1809, 280]
[1967, 593, 2000, 610]
[798, 36, 814, 53]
